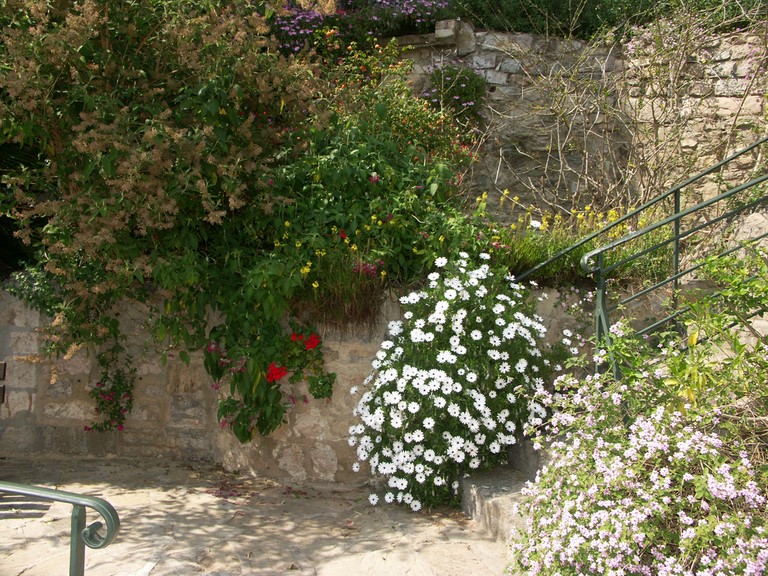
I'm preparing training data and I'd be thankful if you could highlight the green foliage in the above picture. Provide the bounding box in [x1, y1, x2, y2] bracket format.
[0, 1, 475, 439]
[474, 198, 672, 286]
[449, 0, 766, 38]
[85, 345, 136, 432]
[423, 64, 487, 127]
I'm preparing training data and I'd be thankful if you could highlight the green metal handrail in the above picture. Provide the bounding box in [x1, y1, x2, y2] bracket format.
[515, 135, 768, 373]
[0, 481, 120, 576]
[515, 134, 768, 283]
[578, 136, 768, 349]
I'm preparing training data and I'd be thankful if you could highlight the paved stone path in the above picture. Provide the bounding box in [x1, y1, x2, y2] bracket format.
[0, 456, 511, 575]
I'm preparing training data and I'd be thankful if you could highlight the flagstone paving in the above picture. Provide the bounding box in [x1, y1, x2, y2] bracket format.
[0, 456, 511, 575]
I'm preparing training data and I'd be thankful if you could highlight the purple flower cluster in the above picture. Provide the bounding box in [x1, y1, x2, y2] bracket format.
[273, 10, 328, 54]
[513, 368, 768, 575]
[269, 0, 450, 54]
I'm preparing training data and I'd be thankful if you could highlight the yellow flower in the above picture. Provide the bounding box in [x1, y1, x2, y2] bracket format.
[300, 266, 311, 275]
[274, 240, 281, 247]
[438, 235, 445, 243]
[350, 244, 358, 251]
[312, 281, 319, 289]
[284, 221, 291, 227]
[315, 249, 326, 257]
[380, 270, 387, 278]
[344, 238, 350, 244]
[295, 241, 302, 248]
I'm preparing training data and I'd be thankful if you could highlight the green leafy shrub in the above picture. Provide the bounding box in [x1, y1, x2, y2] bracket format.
[0, 2, 476, 439]
[349, 252, 549, 509]
[422, 64, 487, 127]
[448, 0, 766, 38]
[512, 249, 768, 574]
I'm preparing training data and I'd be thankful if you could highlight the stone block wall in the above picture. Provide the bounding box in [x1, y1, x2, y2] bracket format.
[0, 289, 395, 483]
[0, 287, 580, 481]
[400, 20, 766, 221]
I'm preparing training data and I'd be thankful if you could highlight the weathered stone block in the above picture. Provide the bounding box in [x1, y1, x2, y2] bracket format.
[714, 78, 749, 97]
[0, 425, 42, 453]
[167, 361, 204, 394]
[1, 390, 35, 419]
[472, 54, 498, 70]
[277, 443, 307, 481]
[456, 21, 476, 56]
[42, 400, 94, 422]
[5, 361, 47, 391]
[498, 58, 521, 74]
[482, 69, 509, 85]
[0, 292, 43, 327]
[169, 393, 207, 426]
[310, 443, 338, 481]
[10, 332, 44, 355]
[434, 19, 459, 41]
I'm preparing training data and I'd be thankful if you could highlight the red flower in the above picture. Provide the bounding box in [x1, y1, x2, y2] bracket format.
[291, 332, 305, 342]
[339, 229, 347, 239]
[266, 362, 288, 382]
[304, 333, 321, 351]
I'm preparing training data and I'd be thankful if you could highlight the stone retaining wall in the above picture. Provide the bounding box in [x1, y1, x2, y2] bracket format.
[401, 20, 766, 221]
[0, 287, 580, 481]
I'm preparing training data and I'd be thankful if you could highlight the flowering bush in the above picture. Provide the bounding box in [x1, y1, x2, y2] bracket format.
[349, 252, 548, 510]
[513, 305, 768, 574]
[208, 325, 334, 441]
[270, 0, 450, 54]
[2, 3, 470, 441]
[85, 347, 135, 432]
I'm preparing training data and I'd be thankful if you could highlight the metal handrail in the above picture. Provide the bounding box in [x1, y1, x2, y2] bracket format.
[0, 481, 120, 576]
[515, 134, 768, 282]
[577, 136, 768, 348]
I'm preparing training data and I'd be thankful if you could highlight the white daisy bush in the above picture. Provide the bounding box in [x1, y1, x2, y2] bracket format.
[349, 252, 548, 510]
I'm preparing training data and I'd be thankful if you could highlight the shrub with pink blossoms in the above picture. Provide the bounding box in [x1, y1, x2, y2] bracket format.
[513, 309, 768, 575]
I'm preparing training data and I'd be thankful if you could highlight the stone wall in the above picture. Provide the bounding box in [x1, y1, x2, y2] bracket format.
[400, 20, 766, 221]
[0, 287, 580, 481]
[0, 289, 391, 482]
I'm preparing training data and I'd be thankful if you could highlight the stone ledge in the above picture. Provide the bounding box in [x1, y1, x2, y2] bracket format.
[460, 465, 530, 545]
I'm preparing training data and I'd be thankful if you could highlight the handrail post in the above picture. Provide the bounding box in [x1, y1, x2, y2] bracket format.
[594, 253, 611, 345]
[0, 481, 119, 575]
[673, 185, 681, 313]
[70, 504, 87, 576]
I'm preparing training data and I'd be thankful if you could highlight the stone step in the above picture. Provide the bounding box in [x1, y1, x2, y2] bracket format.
[460, 465, 530, 544]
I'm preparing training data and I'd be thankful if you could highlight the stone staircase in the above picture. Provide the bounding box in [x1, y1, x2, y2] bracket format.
[460, 437, 544, 555]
